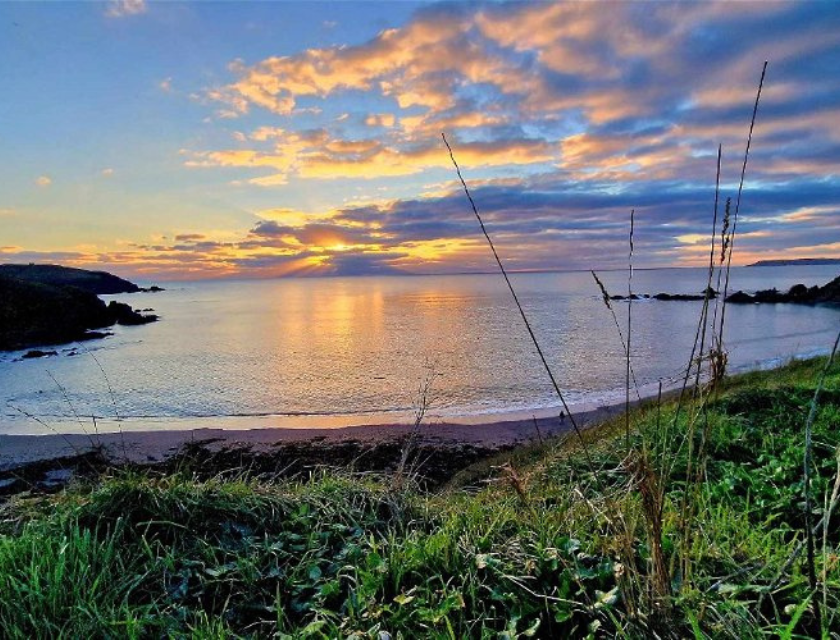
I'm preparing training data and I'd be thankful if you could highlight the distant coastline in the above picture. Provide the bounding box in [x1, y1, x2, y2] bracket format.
[747, 257, 840, 267]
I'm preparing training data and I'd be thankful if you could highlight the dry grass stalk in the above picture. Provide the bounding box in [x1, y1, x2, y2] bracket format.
[625, 209, 635, 450]
[710, 195, 733, 387]
[393, 367, 434, 491]
[693, 145, 723, 393]
[626, 450, 671, 616]
[501, 462, 529, 506]
[591, 271, 642, 401]
[670, 64, 767, 589]
[718, 60, 768, 330]
[442, 132, 603, 486]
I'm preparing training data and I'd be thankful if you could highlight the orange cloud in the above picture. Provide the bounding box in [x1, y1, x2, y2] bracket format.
[189, 129, 555, 184]
[365, 113, 396, 128]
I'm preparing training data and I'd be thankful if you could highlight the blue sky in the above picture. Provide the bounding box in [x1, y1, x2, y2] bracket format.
[1, 0, 838, 280]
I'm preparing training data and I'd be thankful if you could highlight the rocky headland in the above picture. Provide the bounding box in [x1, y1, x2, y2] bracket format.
[746, 257, 840, 267]
[609, 275, 840, 305]
[0, 264, 160, 351]
[725, 274, 840, 305]
[0, 263, 163, 294]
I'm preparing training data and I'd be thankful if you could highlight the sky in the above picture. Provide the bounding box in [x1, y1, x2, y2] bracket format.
[1, 0, 839, 281]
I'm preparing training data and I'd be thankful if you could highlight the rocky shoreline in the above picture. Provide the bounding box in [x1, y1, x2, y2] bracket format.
[609, 274, 840, 305]
[726, 275, 840, 305]
[0, 264, 161, 351]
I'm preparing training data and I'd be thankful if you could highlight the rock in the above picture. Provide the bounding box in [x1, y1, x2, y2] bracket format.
[1, 268, 158, 351]
[1, 276, 112, 350]
[22, 349, 58, 359]
[787, 283, 809, 299]
[725, 291, 756, 303]
[725, 275, 840, 305]
[653, 292, 705, 301]
[816, 275, 840, 303]
[80, 331, 112, 341]
[753, 288, 782, 303]
[106, 301, 158, 326]
[611, 286, 717, 301]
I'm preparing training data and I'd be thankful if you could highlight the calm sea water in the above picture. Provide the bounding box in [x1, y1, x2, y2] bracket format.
[1, 266, 838, 435]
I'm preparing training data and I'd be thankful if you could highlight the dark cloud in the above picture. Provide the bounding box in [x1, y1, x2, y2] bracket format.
[250, 220, 295, 237]
[321, 251, 405, 276]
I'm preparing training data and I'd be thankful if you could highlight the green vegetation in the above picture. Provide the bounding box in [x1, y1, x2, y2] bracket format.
[1, 356, 838, 638]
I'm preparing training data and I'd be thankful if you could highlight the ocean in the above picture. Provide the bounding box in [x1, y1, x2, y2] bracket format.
[1, 265, 838, 435]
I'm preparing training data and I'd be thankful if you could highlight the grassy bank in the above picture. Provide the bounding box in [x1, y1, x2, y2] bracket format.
[0, 356, 838, 638]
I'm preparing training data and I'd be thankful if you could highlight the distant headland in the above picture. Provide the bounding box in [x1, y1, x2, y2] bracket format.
[0, 263, 163, 294]
[747, 258, 840, 267]
[0, 264, 162, 352]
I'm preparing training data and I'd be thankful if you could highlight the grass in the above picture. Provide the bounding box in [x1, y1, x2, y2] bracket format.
[1, 355, 838, 638]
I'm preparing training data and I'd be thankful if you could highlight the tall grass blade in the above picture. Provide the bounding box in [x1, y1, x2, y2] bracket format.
[590, 271, 641, 401]
[625, 209, 634, 450]
[442, 132, 601, 480]
[718, 60, 768, 340]
[802, 329, 840, 633]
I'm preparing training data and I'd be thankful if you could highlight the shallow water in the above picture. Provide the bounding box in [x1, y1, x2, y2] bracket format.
[1, 266, 838, 435]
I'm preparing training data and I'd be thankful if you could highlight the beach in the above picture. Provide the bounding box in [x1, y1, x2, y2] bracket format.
[0, 396, 640, 477]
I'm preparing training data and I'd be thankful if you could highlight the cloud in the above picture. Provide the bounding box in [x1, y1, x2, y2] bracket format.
[200, 1, 839, 182]
[320, 251, 405, 276]
[105, 0, 147, 18]
[5, 165, 837, 280]
[35, 175, 52, 187]
[365, 113, 396, 128]
[101, 168, 115, 177]
[14, 2, 837, 280]
[188, 130, 556, 185]
[158, 77, 173, 92]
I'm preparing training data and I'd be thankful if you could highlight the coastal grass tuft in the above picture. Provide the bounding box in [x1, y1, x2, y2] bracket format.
[1, 356, 838, 638]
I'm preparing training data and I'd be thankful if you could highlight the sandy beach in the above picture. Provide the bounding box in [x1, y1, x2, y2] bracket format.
[0, 397, 640, 472]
